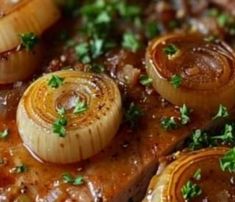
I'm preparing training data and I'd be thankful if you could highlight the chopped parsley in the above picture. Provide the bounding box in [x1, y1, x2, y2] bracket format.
[122, 32, 141, 52]
[179, 104, 190, 125]
[181, 181, 202, 200]
[117, 1, 141, 19]
[213, 104, 229, 120]
[125, 102, 143, 127]
[48, 75, 64, 89]
[139, 75, 153, 86]
[220, 147, 235, 173]
[62, 173, 84, 186]
[57, 107, 66, 117]
[163, 44, 178, 56]
[217, 13, 231, 27]
[145, 21, 160, 39]
[161, 117, 177, 130]
[212, 124, 235, 145]
[188, 129, 209, 150]
[208, 9, 235, 35]
[53, 108, 68, 137]
[0, 129, 8, 139]
[19, 32, 38, 51]
[74, 42, 91, 64]
[193, 168, 202, 181]
[170, 74, 182, 88]
[14, 164, 27, 174]
[70, 0, 142, 64]
[73, 99, 88, 114]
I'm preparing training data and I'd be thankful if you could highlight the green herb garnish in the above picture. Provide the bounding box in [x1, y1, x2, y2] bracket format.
[163, 44, 178, 56]
[53, 108, 67, 137]
[125, 102, 143, 127]
[19, 32, 38, 51]
[48, 75, 64, 89]
[0, 129, 8, 139]
[73, 99, 88, 114]
[212, 124, 235, 144]
[220, 147, 235, 173]
[193, 168, 202, 181]
[188, 129, 209, 150]
[170, 74, 182, 88]
[62, 173, 84, 186]
[181, 181, 202, 200]
[74, 42, 91, 64]
[122, 32, 141, 52]
[145, 21, 160, 39]
[139, 75, 153, 86]
[117, 2, 141, 19]
[179, 104, 190, 125]
[14, 164, 27, 174]
[213, 104, 229, 120]
[161, 117, 177, 130]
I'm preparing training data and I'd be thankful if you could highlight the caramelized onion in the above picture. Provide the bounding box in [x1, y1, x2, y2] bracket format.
[146, 34, 235, 112]
[0, 0, 60, 52]
[0, 45, 42, 84]
[17, 70, 122, 164]
[0, 0, 60, 84]
[144, 147, 234, 202]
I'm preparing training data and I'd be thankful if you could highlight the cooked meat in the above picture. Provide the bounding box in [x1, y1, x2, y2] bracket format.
[0, 84, 210, 201]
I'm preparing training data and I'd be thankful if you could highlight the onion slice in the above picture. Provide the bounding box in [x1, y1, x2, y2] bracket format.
[17, 70, 122, 164]
[143, 147, 234, 202]
[146, 33, 235, 113]
[0, 0, 60, 52]
[0, 45, 42, 84]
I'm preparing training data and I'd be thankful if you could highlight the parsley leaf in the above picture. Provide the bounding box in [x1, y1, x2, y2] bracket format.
[145, 21, 160, 39]
[161, 117, 177, 130]
[213, 104, 229, 120]
[170, 74, 182, 88]
[0, 129, 9, 139]
[139, 75, 153, 86]
[117, 2, 141, 19]
[48, 75, 64, 89]
[193, 168, 202, 181]
[179, 104, 190, 125]
[74, 42, 91, 64]
[122, 32, 141, 52]
[14, 164, 27, 174]
[163, 44, 178, 56]
[212, 124, 235, 144]
[73, 99, 88, 114]
[19, 32, 38, 51]
[62, 173, 84, 186]
[188, 129, 209, 150]
[125, 102, 143, 127]
[220, 147, 235, 173]
[53, 108, 67, 137]
[57, 107, 66, 117]
[181, 181, 202, 200]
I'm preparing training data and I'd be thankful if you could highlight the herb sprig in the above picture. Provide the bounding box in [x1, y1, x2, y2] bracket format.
[181, 181, 202, 200]
[53, 107, 68, 137]
[62, 173, 84, 186]
[220, 147, 235, 173]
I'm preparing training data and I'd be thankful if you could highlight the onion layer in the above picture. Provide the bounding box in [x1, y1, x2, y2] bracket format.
[17, 70, 122, 164]
[146, 34, 235, 113]
[0, 0, 60, 52]
[143, 147, 234, 202]
[0, 45, 42, 84]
